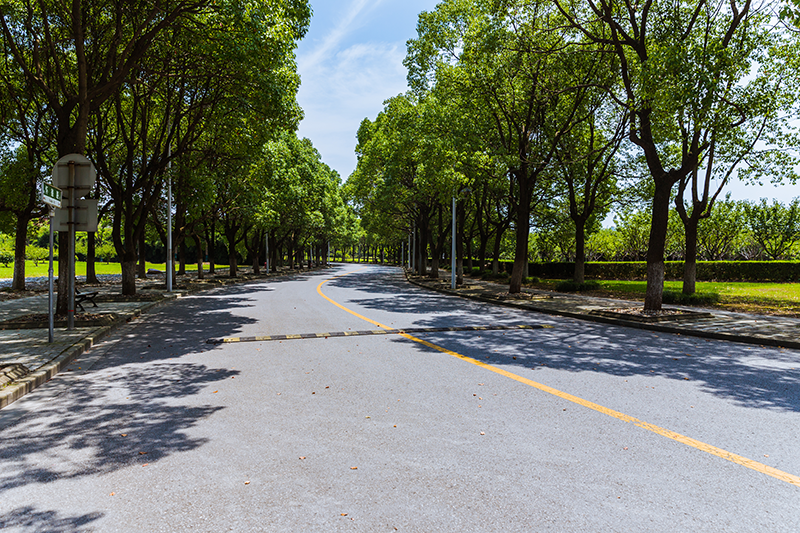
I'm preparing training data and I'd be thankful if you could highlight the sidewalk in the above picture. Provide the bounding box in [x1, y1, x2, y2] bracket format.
[406, 271, 800, 350]
[0, 267, 322, 409]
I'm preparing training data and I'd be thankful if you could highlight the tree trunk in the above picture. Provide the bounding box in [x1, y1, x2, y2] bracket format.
[56, 232, 69, 315]
[121, 258, 137, 296]
[86, 231, 99, 284]
[456, 200, 465, 286]
[682, 217, 699, 295]
[644, 182, 673, 310]
[137, 230, 147, 279]
[573, 220, 586, 284]
[11, 214, 29, 291]
[510, 179, 531, 293]
[194, 234, 205, 280]
[178, 240, 187, 275]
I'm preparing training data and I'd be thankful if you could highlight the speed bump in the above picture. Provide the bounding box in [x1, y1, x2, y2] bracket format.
[206, 324, 551, 345]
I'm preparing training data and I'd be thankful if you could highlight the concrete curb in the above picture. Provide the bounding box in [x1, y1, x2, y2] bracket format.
[404, 273, 800, 351]
[0, 266, 333, 409]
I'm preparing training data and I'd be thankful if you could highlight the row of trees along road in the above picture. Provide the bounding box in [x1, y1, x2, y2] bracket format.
[0, 0, 359, 315]
[348, 0, 800, 310]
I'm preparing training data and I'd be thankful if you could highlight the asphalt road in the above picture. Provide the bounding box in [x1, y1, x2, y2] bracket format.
[0, 264, 798, 532]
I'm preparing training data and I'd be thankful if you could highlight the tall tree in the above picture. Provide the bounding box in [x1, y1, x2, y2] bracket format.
[557, 0, 773, 310]
[1, 0, 208, 311]
[407, 0, 609, 293]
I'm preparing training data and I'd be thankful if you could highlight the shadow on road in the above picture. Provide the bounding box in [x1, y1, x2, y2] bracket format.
[0, 286, 267, 496]
[332, 266, 800, 414]
[0, 506, 102, 533]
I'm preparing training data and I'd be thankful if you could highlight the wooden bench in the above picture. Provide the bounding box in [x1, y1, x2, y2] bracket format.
[75, 288, 99, 312]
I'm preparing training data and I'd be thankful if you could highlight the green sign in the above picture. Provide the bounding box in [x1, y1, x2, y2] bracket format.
[42, 183, 62, 208]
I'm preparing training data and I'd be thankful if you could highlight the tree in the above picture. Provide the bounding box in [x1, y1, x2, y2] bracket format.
[1, 0, 209, 311]
[673, 17, 796, 293]
[744, 198, 800, 260]
[557, 0, 769, 310]
[408, 0, 616, 293]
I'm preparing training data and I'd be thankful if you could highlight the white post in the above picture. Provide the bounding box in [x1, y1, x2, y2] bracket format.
[451, 195, 456, 289]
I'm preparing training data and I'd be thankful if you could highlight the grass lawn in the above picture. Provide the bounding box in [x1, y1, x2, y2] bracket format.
[0, 260, 222, 280]
[527, 278, 800, 316]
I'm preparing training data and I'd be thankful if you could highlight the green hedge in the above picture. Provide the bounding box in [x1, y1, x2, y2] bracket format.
[492, 261, 800, 282]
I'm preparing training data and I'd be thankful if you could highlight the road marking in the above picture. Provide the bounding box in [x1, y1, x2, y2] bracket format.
[317, 270, 800, 488]
[206, 324, 549, 344]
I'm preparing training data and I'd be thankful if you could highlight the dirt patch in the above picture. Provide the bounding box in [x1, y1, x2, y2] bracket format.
[0, 313, 119, 329]
[588, 307, 714, 323]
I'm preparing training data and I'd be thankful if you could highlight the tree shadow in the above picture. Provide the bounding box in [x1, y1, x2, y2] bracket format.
[0, 362, 235, 492]
[331, 266, 800, 413]
[392, 316, 800, 413]
[0, 287, 265, 494]
[0, 506, 102, 533]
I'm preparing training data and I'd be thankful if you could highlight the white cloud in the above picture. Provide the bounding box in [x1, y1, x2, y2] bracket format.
[297, 39, 409, 180]
[297, 0, 386, 72]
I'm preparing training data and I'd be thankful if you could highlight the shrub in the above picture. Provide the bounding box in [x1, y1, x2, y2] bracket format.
[555, 280, 601, 292]
[0, 249, 13, 267]
[661, 290, 720, 306]
[481, 270, 508, 281]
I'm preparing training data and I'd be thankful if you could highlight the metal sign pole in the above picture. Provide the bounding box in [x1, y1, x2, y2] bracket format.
[48, 207, 55, 343]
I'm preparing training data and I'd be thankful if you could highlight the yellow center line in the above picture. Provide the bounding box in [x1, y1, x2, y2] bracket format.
[317, 270, 800, 488]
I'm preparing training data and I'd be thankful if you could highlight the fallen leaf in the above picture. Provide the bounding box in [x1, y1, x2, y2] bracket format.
[764, 454, 769, 458]
[139, 451, 147, 455]
[142, 463, 148, 467]
[120, 434, 127, 437]
[480, 432, 485, 435]
[244, 481, 250, 485]
[110, 492, 115, 496]
[341, 513, 348, 517]
[350, 467, 358, 470]
[213, 390, 219, 393]
[299, 457, 306, 460]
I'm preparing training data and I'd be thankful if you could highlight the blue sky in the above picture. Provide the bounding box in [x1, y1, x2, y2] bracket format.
[294, 0, 800, 205]
[295, 0, 438, 183]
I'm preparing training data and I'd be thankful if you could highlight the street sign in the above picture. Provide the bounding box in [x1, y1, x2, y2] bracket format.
[42, 183, 62, 208]
[52, 153, 96, 197]
[53, 198, 99, 232]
